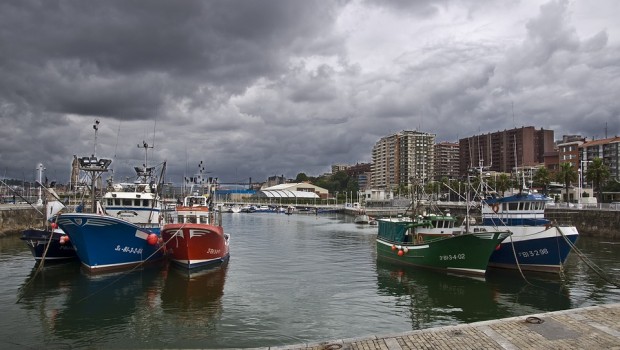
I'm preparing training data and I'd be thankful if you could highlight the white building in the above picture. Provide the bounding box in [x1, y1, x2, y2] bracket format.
[257, 183, 328, 199]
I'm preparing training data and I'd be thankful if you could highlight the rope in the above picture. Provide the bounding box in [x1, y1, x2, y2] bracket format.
[555, 225, 620, 288]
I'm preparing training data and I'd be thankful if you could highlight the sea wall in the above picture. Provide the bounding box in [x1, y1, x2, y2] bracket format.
[546, 208, 620, 239]
[0, 207, 42, 237]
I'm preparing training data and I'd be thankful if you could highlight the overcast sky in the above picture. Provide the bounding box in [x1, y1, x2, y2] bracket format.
[1, 0, 619, 186]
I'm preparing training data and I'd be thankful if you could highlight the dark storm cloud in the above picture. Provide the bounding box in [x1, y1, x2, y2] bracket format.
[0, 0, 349, 182]
[0, 0, 346, 121]
[0, 0, 618, 185]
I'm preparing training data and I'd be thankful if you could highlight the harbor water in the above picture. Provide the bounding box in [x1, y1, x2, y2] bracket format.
[1, 212, 619, 349]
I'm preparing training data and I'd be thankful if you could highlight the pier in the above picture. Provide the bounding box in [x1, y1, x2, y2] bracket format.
[266, 303, 620, 350]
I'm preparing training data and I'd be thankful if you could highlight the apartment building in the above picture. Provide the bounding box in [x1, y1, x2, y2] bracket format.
[580, 136, 620, 181]
[434, 142, 459, 180]
[371, 130, 435, 190]
[557, 135, 586, 168]
[459, 126, 554, 176]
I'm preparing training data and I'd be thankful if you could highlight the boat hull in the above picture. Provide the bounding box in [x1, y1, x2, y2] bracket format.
[377, 221, 510, 275]
[20, 228, 77, 262]
[56, 213, 164, 273]
[354, 214, 370, 224]
[484, 225, 579, 272]
[161, 223, 230, 270]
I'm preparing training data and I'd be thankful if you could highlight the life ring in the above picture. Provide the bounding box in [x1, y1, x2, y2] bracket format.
[492, 203, 500, 213]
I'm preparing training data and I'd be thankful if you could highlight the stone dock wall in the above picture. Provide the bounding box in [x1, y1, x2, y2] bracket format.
[0, 207, 43, 237]
[546, 208, 620, 238]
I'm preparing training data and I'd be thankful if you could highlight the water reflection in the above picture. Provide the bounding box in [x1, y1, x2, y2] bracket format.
[17, 263, 163, 348]
[375, 259, 572, 330]
[160, 262, 228, 323]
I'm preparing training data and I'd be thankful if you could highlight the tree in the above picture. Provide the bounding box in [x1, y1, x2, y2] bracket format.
[556, 162, 578, 203]
[585, 158, 611, 203]
[495, 174, 511, 196]
[533, 167, 552, 195]
[295, 173, 309, 182]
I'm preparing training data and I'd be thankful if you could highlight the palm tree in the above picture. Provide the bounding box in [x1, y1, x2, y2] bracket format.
[585, 158, 611, 203]
[556, 162, 578, 203]
[533, 167, 552, 195]
[495, 174, 511, 196]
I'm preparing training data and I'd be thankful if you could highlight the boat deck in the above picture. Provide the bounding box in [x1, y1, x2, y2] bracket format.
[259, 303, 620, 350]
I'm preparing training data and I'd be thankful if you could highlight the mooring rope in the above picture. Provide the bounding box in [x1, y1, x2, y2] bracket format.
[555, 225, 620, 288]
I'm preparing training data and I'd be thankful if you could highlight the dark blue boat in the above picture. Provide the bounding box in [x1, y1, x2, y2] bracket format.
[20, 227, 77, 262]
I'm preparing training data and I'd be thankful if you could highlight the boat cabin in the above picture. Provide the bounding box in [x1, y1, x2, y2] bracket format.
[481, 192, 552, 226]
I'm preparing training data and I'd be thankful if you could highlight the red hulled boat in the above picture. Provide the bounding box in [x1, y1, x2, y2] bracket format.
[162, 173, 230, 269]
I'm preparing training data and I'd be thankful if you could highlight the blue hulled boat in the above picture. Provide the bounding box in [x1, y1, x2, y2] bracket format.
[21, 199, 77, 263]
[56, 213, 163, 272]
[21, 227, 77, 263]
[56, 130, 166, 272]
[472, 191, 579, 273]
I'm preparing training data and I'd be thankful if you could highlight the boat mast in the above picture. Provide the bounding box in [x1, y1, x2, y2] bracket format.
[137, 141, 154, 184]
[77, 121, 112, 213]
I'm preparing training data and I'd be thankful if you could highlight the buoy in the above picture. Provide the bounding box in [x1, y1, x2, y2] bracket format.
[391, 245, 396, 251]
[62, 235, 70, 242]
[403, 247, 409, 253]
[147, 233, 159, 245]
[59, 237, 66, 245]
[51, 222, 58, 229]
[397, 250, 404, 256]
[495, 244, 501, 251]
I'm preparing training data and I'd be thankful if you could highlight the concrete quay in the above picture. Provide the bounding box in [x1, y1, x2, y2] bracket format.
[263, 303, 620, 350]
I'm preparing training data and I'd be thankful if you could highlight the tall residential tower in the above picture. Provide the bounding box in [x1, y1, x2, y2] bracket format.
[371, 130, 436, 190]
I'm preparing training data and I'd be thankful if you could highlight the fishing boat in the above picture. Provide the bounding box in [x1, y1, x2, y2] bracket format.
[21, 226, 76, 262]
[161, 165, 230, 270]
[376, 176, 511, 276]
[19, 166, 77, 263]
[376, 217, 511, 275]
[472, 191, 579, 273]
[56, 131, 166, 272]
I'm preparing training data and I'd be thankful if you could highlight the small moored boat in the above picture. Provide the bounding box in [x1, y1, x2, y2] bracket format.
[21, 200, 77, 263]
[161, 170, 230, 270]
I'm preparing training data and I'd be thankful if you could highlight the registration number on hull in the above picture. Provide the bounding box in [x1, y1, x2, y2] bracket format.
[439, 253, 466, 261]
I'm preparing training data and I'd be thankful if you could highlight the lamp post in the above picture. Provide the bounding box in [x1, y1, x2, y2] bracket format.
[578, 168, 582, 205]
[36, 163, 45, 206]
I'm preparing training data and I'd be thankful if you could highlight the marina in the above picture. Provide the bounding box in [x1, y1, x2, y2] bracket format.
[1, 212, 619, 349]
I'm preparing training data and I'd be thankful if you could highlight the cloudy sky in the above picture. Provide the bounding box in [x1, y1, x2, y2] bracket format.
[1, 0, 619, 186]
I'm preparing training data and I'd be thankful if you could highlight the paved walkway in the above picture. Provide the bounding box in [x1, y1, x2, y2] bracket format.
[263, 303, 620, 350]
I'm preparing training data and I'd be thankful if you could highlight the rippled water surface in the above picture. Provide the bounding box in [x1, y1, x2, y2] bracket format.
[1, 213, 619, 348]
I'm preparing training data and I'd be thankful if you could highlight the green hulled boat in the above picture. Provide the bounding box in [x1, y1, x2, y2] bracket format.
[376, 219, 511, 275]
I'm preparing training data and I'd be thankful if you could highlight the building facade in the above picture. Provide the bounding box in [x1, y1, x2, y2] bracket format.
[459, 126, 554, 176]
[433, 142, 459, 180]
[346, 162, 372, 190]
[371, 130, 436, 190]
[579, 136, 620, 181]
[557, 135, 586, 169]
